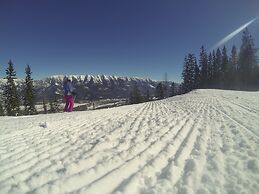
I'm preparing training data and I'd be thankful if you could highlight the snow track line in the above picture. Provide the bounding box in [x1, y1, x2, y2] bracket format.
[0, 105, 150, 189]
[111, 117, 202, 194]
[154, 103, 205, 188]
[32, 107, 189, 193]
[221, 96, 259, 114]
[63, 103, 155, 172]
[229, 100, 259, 115]
[0, 105, 150, 187]
[200, 103, 228, 194]
[8, 103, 154, 192]
[218, 98, 259, 140]
[76, 102, 205, 194]
[67, 104, 191, 193]
[0, 105, 141, 167]
[0, 104, 139, 144]
[179, 123, 211, 192]
[75, 118, 192, 194]
[213, 98, 258, 139]
[203, 99, 258, 194]
[0, 117, 107, 163]
[211, 104, 259, 139]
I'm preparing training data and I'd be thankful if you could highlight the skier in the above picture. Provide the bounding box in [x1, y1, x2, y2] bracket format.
[63, 76, 76, 112]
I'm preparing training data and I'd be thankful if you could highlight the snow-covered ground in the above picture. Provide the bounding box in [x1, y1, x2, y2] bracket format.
[0, 89, 258, 194]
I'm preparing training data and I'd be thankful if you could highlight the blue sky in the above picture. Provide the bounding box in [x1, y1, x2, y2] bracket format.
[0, 0, 258, 82]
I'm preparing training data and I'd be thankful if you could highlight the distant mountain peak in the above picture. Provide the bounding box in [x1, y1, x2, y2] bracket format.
[0, 74, 174, 102]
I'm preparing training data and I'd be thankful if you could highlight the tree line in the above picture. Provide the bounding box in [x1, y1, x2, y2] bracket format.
[181, 28, 258, 94]
[128, 28, 258, 104]
[0, 61, 61, 116]
[128, 81, 178, 104]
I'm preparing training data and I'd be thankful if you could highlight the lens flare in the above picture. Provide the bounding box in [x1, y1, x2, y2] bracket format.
[211, 16, 259, 50]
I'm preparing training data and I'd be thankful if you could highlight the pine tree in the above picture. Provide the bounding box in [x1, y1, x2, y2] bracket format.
[170, 82, 176, 97]
[182, 54, 196, 93]
[238, 28, 258, 88]
[229, 45, 238, 88]
[129, 84, 142, 104]
[221, 46, 229, 88]
[156, 82, 165, 99]
[178, 83, 184, 95]
[0, 91, 4, 116]
[0, 102, 4, 116]
[164, 73, 169, 98]
[182, 56, 190, 93]
[49, 96, 60, 113]
[211, 50, 217, 87]
[194, 60, 200, 89]
[199, 46, 208, 88]
[3, 60, 20, 116]
[23, 65, 37, 115]
[207, 52, 213, 88]
[145, 88, 150, 102]
[215, 48, 222, 88]
[230, 45, 238, 72]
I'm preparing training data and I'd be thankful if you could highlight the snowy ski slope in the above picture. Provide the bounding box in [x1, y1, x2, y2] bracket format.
[0, 89, 258, 194]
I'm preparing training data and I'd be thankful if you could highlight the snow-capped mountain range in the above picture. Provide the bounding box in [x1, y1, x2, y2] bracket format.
[0, 75, 171, 102]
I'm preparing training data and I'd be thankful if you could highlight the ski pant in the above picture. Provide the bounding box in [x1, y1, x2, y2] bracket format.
[64, 95, 74, 112]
